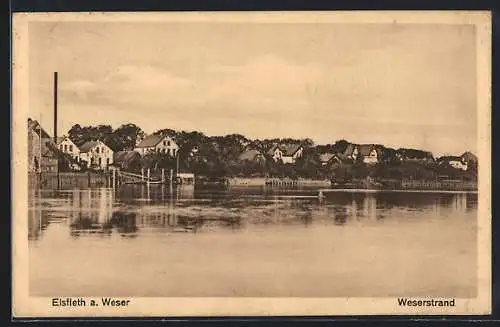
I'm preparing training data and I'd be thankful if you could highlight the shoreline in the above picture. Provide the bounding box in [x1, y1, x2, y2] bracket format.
[29, 172, 478, 193]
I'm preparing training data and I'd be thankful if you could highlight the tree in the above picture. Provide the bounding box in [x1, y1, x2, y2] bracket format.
[67, 124, 117, 150]
[153, 128, 176, 138]
[294, 150, 321, 178]
[332, 139, 350, 153]
[140, 152, 175, 170]
[113, 124, 145, 151]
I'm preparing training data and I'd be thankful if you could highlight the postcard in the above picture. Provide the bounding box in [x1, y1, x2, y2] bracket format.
[12, 11, 491, 317]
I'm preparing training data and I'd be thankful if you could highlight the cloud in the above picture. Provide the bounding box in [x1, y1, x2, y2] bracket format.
[60, 56, 326, 117]
[60, 65, 195, 107]
[56, 54, 476, 156]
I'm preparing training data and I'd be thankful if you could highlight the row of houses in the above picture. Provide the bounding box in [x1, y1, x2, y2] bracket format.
[238, 142, 478, 171]
[28, 118, 478, 173]
[28, 118, 181, 172]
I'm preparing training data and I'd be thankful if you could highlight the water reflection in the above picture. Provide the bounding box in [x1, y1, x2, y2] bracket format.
[28, 186, 478, 241]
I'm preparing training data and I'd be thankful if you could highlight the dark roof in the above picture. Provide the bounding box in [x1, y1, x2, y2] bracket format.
[281, 144, 303, 156]
[55, 136, 76, 145]
[79, 141, 100, 153]
[397, 148, 433, 159]
[319, 153, 339, 163]
[267, 144, 279, 156]
[28, 119, 51, 139]
[358, 144, 378, 156]
[136, 134, 173, 148]
[114, 151, 141, 163]
[342, 144, 358, 156]
[239, 149, 264, 161]
[438, 156, 462, 162]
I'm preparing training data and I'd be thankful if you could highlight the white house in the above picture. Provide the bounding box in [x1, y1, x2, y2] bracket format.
[359, 144, 380, 164]
[134, 134, 179, 157]
[267, 144, 304, 164]
[268, 145, 283, 162]
[341, 144, 359, 161]
[449, 160, 468, 171]
[56, 136, 80, 162]
[438, 156, 468, 171]
[319, 153, 341, 167]
[79, 140, 114, 170]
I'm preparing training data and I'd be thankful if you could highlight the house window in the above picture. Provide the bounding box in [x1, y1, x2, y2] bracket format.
[167, 149, 171, 156]
[163, 140, 166, 146]
[106, 158, 110, 165]
[173, 149, 176, 156]
[167, 141, 171, 146]
[64, 144, 67, 152]
[69, 145, 73, 152]
[98, 158, 102, 166]
[96, 147, 100, 154]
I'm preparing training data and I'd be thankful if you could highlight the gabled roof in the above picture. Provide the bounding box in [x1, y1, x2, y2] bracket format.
[135, 134, 173, 148]
[319, 153, 340, 163]
[239, 149, 264, 161]
[79, 141, 100, 153]
[438, 156, 463, 162]
[342, 143, 358, 157]
[114, 151, 141, 163]
[28, 119, 51, 139]
[397, 148, 433, 159]
[281, 144, 303, 156]
[267, 144, 280, 155]
[358, 144, 379, 156]
[55, 136, 76, 145]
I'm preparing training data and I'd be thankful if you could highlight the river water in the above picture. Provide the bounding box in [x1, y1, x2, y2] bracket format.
[28, 185, 478, 298]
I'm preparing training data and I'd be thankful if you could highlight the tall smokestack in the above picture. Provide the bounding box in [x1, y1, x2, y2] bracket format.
[53, 72, 58, 143]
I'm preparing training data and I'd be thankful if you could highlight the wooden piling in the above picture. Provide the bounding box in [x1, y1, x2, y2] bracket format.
[169, 169, 173, 193]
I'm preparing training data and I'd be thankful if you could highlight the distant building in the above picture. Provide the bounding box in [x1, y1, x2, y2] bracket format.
[268, 145, 283, 162]
[238, 149, 266, 162]
[341, 143, 359, 162]
[319, 153, 341, 167]
[460, 151, 478, 166]
[267, 144, 304, 164]
[437, 156, 468, 171]
[56, 136, 80, 162]
[27, 118, 58, 173]
[134, 134, 179, 157]
[358, 144, 381, 164]
[397, 148, 434, 163]
[79, 140, 114, 170]
[113, 151, 141, 170]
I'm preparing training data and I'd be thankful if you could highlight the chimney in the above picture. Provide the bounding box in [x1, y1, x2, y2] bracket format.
[53, 72, 58, 143]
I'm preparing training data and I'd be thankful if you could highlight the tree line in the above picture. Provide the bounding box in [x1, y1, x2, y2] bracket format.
[63, 123, 477, 181]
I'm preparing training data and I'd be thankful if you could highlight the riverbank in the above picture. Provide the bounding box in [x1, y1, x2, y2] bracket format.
[29, 172, 112, 190]
[28, 172, 477, 192]
[331, 178, 477, 192]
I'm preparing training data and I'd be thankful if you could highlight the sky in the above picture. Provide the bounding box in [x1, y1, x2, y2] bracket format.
[28, 20, 478, 156]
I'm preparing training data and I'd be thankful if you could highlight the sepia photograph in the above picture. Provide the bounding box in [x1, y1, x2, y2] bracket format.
[12, 11, 491, 317]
